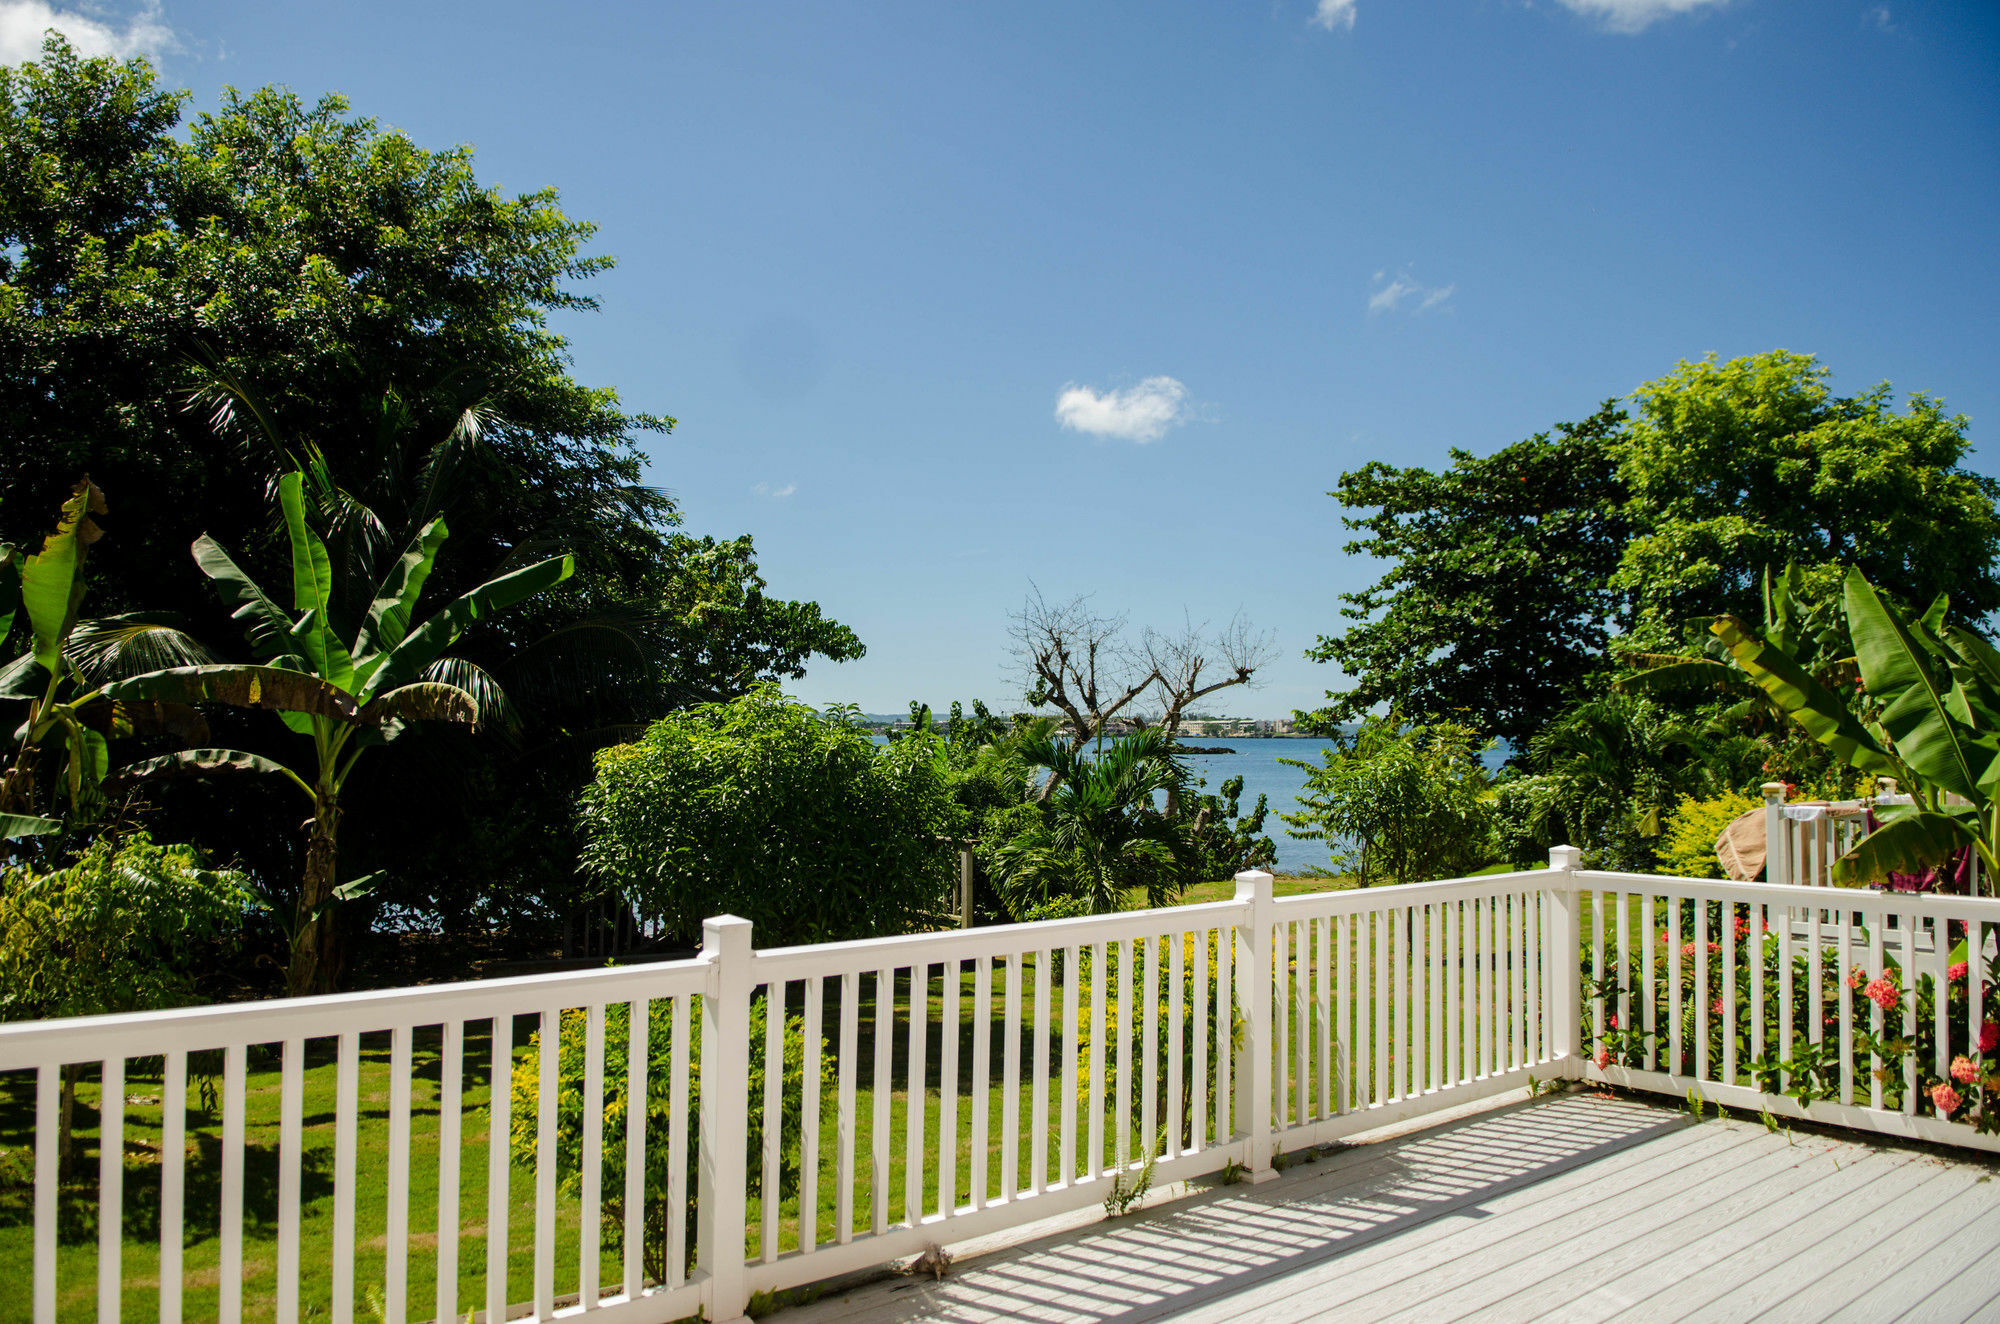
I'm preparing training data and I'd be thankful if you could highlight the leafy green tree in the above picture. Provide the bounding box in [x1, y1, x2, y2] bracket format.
[1281, 717, 1495, 884]
[985, 728, 1202, 915]
[1615, 351, 2000, 645]
[1308, 352, 2000, 751]
[1302, 404, 1632, 751]
[0, 38, 862, 943]
[578, 689, 955, 947]
[1524, 693, 1748, 871]
[106, 471, 572, 994]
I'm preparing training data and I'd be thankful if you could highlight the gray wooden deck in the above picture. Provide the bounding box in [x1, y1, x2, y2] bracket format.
[779, 1092, 2000, 1324]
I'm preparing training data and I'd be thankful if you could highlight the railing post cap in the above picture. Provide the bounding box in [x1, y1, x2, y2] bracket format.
[1761, 781, 1788, 803]
[1233, 869, 1275, 902]
[1548, 845, 1583, 872]
[701, 913, 754, 953]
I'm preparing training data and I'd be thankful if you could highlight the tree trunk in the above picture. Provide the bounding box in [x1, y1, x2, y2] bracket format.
[287, 794, 342, 997]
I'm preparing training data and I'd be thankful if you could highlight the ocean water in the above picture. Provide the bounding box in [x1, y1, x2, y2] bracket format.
[1178, 738, 1342, 873]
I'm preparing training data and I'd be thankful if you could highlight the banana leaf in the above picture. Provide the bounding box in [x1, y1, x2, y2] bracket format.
[1843, 567, 2000, 803]
[1711, 614, 1898, 778]
[20, 479, 104, 672]
[357, 682, 480, 729]
[1830, 810, 1982, 886]
[0, 812, 61, 839]
[361, 553, 574, 700]
[353, 516, 448, 666]
[103, 665, 363, 723]
[277, 474, 356, 692]
[110, 747, 307, 796]
[193, 535, 295, 660]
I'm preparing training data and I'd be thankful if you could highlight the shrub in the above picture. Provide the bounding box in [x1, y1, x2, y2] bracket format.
[0, 832, 258, 1021]
[509, 992, 825, 1281]
[578, 689, 955, 947]
[1280, 716, 1495, 884]
[1657, 790, 1762, 880]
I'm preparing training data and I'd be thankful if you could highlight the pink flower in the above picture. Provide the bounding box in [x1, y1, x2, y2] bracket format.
[1932, 1082, 1962, 1117]
[1949, 961, 1970, 982]
[1711, 996, 1726, 1017]
[1951, 1056, 1980, 1085]
[1864, 978, 1900, 1012]
[1847, 965, 1866, 990]
[1681, 941, 1697, 957]
[1607, 1014, 1618, 1030]
[1982, 1021, 1998, 1055]
[1734, 917, 1750, 940]
[1594, 1046, 1610, 1069]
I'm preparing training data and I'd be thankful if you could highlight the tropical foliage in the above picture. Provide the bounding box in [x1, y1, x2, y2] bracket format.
[1716, 566, 2000, 888]
[984, 728, 1202, 916]
[0, 832, 256, 1021]
[0, 37, 860, 957]
[105, 471, 572, 994]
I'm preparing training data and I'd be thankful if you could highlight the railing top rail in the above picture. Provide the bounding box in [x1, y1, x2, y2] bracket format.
[1270, 867, 1551, 915]
[0, 950, 709, 1068]
[1574, 867, 2000, 917]
[750, 898, 1246, 980]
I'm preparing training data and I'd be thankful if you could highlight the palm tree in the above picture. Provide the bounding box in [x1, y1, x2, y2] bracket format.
[106, 471, 572, 994]
[990, 728, 1200, 915]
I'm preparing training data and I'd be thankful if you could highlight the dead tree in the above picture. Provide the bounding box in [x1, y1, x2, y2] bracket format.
[1144, 610, 1279, 741]
[1143, 611, 1277, 814]
[1008, 588, 1159, 755]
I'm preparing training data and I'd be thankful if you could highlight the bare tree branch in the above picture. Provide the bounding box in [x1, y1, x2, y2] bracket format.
[1007, 587, 1159, 754]
[1144, 609, 1278, 739]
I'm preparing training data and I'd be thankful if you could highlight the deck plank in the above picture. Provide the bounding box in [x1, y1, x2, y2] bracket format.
[774, 1093, 2000, 1324]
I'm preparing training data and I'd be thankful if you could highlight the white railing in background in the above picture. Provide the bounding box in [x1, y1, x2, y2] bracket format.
[3, 850, 1996, 1323]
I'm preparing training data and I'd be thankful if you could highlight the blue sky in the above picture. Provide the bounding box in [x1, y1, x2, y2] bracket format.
[12, 0, 1999, 718]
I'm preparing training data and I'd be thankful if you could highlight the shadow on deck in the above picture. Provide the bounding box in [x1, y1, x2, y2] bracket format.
[780, 1092, 2000, 1323]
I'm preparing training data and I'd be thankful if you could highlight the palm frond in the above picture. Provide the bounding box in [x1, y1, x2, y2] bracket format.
[64, 614, 221, 686]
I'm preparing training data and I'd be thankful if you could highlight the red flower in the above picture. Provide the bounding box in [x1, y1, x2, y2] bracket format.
[1951, 1056, 1980, 1085]
[1932, 1082, 1962, 1118]
[1982, 1021, 1998, 1055]
[1594, 1046, 1610, 1069]
[1949, 961, 1970, 983]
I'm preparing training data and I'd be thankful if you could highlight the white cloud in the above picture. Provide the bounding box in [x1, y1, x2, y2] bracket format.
[1309, 0, 1357, 31]
[1866, 6, 1894, 31]
[1054, 376, 1190, 443]
[0, 1, 178, 65]
[752, 481, 797, 498]
[1368, 270, 1455, 315]
[1553, 0, 1728, 33]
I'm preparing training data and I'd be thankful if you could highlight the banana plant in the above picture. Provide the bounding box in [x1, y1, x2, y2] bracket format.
[0, 479, 213, 841]
[1618, 563, 1852, 731]
[106, 471, 573, 995]
[1713, 565, 2000, 889]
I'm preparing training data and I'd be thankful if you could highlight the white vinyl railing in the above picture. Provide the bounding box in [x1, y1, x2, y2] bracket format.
[2, 848, 1994, 1323]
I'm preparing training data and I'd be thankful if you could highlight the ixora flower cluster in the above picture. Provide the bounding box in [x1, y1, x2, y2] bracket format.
[1843, 955, 1999, 1130]
[1587, 906, 2000, 1133]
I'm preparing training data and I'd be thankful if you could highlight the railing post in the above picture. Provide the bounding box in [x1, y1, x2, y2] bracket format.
[699, 914, 754, 1324]
[1232, 869, 1278, 1182]
[1762, 781, 1789, 886]
[960, 847, 975, 929]
[1547, 847, 1583, 1079]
